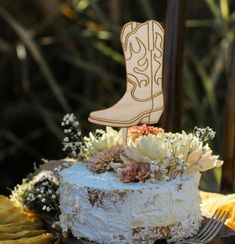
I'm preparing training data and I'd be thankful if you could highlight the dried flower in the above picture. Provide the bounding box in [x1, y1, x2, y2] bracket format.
[118, 162, 150, 183]
[123, 129, 222, 180]
[88, 146, 123, 172]
[84, 127, 122, 157]
[128, 125, 164, 141]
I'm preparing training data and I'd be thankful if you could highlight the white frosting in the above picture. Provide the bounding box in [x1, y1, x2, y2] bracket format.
[59, 163, 202, 243]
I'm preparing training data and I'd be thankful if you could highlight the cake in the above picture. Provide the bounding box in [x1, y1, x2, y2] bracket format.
[58, 118, 223, 243]
[58, 20, 222, 243]
[59, 163, 201, 243]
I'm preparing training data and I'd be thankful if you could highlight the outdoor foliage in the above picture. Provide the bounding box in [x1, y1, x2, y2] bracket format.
[0, 0, 234, 194]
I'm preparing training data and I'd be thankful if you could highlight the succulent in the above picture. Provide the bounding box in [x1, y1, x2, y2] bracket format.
[88, 146, 123, 172]
[117, 162, 150, 183]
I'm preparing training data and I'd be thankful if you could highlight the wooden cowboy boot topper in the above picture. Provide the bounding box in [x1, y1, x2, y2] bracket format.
[88, 20, 164, 127]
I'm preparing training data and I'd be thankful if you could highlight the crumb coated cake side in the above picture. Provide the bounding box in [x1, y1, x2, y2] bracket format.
[59, 163, 202, 243]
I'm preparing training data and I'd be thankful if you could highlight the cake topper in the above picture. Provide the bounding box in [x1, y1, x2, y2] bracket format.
[88, 20, 164, 143]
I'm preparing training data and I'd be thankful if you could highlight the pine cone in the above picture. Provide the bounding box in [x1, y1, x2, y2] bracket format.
[88, 146, 123, 173]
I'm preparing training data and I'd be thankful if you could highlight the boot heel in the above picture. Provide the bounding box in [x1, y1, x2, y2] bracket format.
[140, 109, 163, 124]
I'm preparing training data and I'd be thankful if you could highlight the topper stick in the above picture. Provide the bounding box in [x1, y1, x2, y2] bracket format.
[122, 127, 128, 145]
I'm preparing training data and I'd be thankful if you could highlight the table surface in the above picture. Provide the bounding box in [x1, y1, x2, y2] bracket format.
[42, 215, 235, 244]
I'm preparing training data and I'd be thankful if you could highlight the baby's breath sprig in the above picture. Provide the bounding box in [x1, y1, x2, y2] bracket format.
[10, 171, 60, 218]
[28, 175, 59, 215]
[193, 126, 216, 143]
[61, 113, 85, 159]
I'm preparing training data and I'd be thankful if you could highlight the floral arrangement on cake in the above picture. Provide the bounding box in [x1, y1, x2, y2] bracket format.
[61, 114, 223, 183]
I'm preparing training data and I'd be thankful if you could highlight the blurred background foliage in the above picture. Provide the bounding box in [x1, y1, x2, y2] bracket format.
[0, 0, 234, 194]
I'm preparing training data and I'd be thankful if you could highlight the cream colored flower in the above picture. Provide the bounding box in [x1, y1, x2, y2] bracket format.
[84, 127, 122, 156]
[125, 135, 166, 163]
[124, 130, 223, 176]
[187, 150, 223, 174]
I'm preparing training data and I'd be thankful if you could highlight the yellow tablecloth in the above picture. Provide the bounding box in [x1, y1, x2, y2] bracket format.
[0, 192, 234, 243]
[200, 191, 235, 231]
[0, 196, 54, 244]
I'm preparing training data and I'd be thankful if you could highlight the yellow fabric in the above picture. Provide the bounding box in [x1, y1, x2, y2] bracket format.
[200, 191, 235, 231]
[0, 196, 54, 244]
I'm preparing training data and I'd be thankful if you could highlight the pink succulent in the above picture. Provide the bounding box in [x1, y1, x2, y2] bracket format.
[88, 146, 123, 173]
[118, 162, 150, 183]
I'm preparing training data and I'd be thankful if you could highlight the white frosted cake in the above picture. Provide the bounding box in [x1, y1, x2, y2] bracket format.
[59, 163, 201, 243]
[59, 121, 222, 243]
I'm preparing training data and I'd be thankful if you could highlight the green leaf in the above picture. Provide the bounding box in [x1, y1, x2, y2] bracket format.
[93, 41, 124, 64]
[220, 0, 229, 21]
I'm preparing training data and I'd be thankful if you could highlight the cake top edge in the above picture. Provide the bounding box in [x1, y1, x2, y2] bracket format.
[60, 162, 200, 190]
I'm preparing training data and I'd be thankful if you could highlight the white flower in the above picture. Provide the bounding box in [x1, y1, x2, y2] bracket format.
[46, 207, 50, 212]
[63, 114, 69, 120]
[63, 137, 69, 142]
[162, 175, 170, 181]
[124, 130, 223, 176]
[150, 164, 155, 171]
[159, 166, 168, 174]
[162, 157, 171, 167]
[42, 205, 47, 210]
[41, 198, 46, 203]
[84, 127, 122, 156]
[74, 121, 79, 126]
[52, 194, 56, 199]
[125, 135, 166, 163]
[187, 150, 223, 174]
